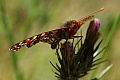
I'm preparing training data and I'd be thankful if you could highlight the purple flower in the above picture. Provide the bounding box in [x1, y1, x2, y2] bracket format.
[76, 18, 103, 75]
[85, 18, 100, 46]
[87, 18, 101, 47]
[87, 18, 100, 35]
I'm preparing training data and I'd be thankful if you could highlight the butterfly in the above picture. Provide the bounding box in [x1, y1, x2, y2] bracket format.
[9, 8, 104, 51]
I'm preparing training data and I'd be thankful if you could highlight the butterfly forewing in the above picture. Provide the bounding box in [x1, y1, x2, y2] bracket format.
[9, 34, 41, 51]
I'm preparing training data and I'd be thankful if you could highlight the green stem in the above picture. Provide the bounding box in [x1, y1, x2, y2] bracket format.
[91, 13, 120, 79]
[0, 0, 24, 80]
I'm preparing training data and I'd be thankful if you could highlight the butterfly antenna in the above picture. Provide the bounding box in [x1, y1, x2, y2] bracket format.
[78, 8, 104, 24]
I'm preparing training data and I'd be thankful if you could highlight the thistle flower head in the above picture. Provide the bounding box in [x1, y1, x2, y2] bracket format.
[50, 18, 105, 80]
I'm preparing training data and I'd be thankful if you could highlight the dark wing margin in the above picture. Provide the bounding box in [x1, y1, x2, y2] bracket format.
[9, 34, 41, 51]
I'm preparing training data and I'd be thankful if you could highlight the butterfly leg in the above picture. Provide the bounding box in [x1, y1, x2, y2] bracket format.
[73, 36, 83, 49]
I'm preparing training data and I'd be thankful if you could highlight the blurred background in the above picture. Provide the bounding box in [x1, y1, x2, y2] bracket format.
[0, 0, 120, 80]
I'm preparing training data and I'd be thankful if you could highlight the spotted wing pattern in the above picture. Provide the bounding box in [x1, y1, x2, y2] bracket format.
[9, 27, 72, 51]
[9, 34, 41, 51]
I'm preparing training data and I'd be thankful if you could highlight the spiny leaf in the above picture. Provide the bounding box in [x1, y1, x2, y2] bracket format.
[92, 60, 107, 67]
[50, 61, 60, 73]
[56, 50, 62, 65]
[93, 58, 102, 63]
[94, 39, 103, 53]
[93, 47, 106, 58]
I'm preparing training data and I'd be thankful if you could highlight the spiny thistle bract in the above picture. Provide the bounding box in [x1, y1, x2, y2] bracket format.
[50, 18, 106, 80]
